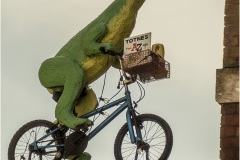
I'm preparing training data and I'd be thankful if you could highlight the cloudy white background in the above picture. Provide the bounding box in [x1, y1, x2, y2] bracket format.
[2, 0, 224, 159]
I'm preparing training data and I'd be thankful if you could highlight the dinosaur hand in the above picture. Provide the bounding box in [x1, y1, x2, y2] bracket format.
[104, 43, 114, 53]
[99, 43, 115, 54]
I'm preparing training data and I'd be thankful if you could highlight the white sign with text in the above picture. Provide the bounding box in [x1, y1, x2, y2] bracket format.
[124, 32, 151, 55]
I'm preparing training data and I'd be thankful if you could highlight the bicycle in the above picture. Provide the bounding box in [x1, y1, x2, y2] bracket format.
[8, 50, 173, 160]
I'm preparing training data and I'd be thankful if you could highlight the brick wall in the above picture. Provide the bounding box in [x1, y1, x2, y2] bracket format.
[216, 0, 239, 160]
[220, 104, 239, 159]
[223, 0, 239, 68]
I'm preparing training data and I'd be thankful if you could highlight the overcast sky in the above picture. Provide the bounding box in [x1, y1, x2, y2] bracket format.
[2, 0, 224, 159]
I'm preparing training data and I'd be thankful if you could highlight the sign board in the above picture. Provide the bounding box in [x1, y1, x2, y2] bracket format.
[124, 32, 151, 55]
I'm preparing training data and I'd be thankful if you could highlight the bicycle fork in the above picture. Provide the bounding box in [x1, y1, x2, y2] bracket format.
[126, 109, 150, 160]
[126, 109, 141, 144]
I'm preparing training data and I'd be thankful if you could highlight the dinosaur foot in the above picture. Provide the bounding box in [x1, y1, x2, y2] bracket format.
[57, 117, 93, 129]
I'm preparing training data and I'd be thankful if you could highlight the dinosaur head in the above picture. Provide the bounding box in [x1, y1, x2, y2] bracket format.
[98, 0, 146, 53]
[127, 0, 146, 10]
[116, 0, 146, 13]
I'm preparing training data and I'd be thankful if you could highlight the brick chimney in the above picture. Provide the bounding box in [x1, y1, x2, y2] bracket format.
[215, 0, 239, 159]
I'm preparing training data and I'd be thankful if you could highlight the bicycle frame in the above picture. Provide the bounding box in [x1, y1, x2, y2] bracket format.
[82, 87, 136, 143]
[29, 84, 141, 153]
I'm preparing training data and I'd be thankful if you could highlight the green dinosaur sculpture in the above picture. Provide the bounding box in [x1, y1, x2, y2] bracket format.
[39, 0, 146, 159]
[39, 1, 145, 158]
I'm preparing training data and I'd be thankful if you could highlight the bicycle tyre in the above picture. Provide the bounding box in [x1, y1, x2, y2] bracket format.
[8, 119, 59, 160]
[114, 114, 173, 160]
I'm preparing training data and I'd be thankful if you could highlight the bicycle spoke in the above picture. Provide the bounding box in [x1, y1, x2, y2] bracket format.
[115, 114, 172, 160]
[123, 147, 136, 160]
[151, 145, 163, 155]
[9, 120, 63, 160]
[147, 126, 164, 143]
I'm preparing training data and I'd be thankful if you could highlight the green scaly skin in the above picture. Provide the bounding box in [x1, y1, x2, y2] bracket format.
[38, 0, 146, 131]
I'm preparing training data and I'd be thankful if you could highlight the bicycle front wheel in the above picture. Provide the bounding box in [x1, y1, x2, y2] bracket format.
[114, 114, 173, 160]
[8, 119, 60, 160]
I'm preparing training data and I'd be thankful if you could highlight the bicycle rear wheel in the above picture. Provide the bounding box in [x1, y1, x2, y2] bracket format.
[114, 114, 173, 160]
[8, 119, 60, 160]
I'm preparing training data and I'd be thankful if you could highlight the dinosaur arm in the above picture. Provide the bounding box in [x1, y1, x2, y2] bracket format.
[83, 22, 114, 56]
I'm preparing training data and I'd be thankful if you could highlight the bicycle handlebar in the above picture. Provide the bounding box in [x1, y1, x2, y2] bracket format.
[99, 47, 136, 86]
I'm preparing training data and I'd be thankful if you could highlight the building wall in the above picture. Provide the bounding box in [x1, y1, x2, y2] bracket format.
[216, 0, 239, 159]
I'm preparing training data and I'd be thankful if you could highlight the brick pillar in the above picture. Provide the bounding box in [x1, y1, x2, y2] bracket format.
[215, 0, 239, 160]
[220, 104, 239, 159]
